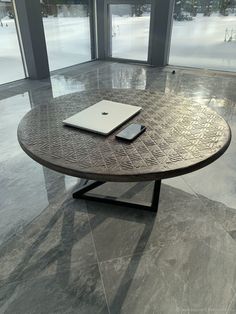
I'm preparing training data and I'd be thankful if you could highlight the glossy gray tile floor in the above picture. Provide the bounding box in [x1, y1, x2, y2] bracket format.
[0, 61, 236, 313]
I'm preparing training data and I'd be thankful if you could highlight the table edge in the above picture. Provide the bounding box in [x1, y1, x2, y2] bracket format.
[18, 124, 232, 182]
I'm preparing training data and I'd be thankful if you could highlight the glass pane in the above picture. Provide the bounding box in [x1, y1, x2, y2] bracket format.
[42, 1, 92, 71]
[110, 4, 151, 61]
[0, 1, 25, 85]
[169, 0, 236, 71]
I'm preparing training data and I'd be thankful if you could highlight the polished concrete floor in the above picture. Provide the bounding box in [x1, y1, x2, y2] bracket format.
[0, 61, 236, 314]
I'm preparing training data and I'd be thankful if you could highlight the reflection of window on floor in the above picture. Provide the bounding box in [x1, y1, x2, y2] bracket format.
[50, 75, 85, 98]
[169, 0, 236, 72]
[41, 1, 92, 71]
[111, 65, 147, 90]
[0, 1, 25, 85]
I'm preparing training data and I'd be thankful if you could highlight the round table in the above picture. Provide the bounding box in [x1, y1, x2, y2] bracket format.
[17, 89, 231, 212]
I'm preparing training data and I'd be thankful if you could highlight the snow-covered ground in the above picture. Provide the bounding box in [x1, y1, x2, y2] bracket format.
[0, 17, 25, 85]
[42, 16, 91, 71]
[1, 13, 236, 84]
[111, 13, 236, 72]
[170, 14, 236, 71]
[111, 14, 150, 61]
[0, 16, 91, 84]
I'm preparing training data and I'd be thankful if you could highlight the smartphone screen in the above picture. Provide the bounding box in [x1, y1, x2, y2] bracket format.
[116, 124, 146, 141]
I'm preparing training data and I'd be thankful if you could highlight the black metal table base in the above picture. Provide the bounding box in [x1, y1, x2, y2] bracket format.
[73, 180, 161, 212]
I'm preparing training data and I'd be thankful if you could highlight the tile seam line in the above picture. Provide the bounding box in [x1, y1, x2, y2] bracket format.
[188, 187, 236, 237]
[97, 238, 184, 265]
[86, 202, 111, 314]
[0, 192, 71, 253]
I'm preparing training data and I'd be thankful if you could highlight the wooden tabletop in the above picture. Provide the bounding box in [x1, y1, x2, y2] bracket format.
[17, 89, 231, 182]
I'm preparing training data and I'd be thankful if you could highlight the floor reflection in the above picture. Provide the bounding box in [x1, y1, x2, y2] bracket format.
[0, 182, 236, 313]
[0, 61, 236, 313]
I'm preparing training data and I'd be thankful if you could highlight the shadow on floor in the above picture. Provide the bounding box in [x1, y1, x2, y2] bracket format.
[0, 180, 235, 313]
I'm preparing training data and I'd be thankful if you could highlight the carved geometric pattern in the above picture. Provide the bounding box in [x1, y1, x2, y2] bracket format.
[18, 89, 231, 181]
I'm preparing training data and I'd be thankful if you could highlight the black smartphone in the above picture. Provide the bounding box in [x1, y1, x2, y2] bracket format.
[116, 124, 146, 141]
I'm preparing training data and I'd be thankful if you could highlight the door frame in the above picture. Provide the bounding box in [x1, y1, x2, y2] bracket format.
[96, 0, 175, 66]
[105, 0, 152, 63]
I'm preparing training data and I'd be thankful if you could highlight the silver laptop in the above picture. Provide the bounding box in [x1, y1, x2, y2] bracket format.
[63, 100, 142, 135]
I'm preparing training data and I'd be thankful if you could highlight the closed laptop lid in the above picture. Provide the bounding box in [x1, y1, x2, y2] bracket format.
[63, 100, 142, 135]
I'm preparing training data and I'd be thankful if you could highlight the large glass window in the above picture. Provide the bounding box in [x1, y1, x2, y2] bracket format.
[109, 3, 151, 61]
[41, 0, 92, 71]
[169, 0, 236, 72]
[0, 1, 25, 85]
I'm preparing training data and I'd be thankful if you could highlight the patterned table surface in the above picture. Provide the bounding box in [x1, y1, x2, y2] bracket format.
[17, 89, 231, 182]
